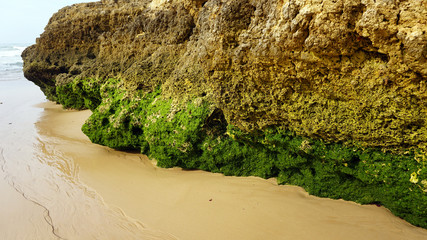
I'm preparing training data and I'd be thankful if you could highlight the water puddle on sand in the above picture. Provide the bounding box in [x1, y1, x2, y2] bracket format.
[1, 79, 427, 239]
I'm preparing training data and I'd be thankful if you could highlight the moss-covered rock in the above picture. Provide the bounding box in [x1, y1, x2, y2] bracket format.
[76, 78, 427, 228]
[82, 79, 155, 150]
[21, 0, 427, 229]
[56, 78, 101, 110]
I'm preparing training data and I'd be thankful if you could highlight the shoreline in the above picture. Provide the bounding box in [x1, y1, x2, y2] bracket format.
[35, 101, 427, 239]
[0, 79, 57, 239]
[0, 79, 174, 239]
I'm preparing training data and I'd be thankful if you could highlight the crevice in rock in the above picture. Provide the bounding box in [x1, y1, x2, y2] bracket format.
[396, 11, 401, 25]
[203, 108, 228, 137]
[346, 3, 366, 30]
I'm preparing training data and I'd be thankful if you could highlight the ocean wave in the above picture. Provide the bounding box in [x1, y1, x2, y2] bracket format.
[0, 57, 23, 69]
[0, 44, 27, 74]
[6, 62, 24, 67]
[0, 68, 25, 81]
[0, 44, 27, 81]
[0, 49, 24, 58]
[13, 46, 27, 51]
[0, 62, 23, 71]
[0, 45, 27, 58]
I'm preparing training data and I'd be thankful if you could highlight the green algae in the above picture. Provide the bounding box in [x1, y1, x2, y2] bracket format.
[196, 126, 426, 228]
[143, 97, 212, 168]
[61, 78, 426, 228]
[227, 128, 427, 227]
[56, 78, 101, 110]
[82, 79, 157, 150]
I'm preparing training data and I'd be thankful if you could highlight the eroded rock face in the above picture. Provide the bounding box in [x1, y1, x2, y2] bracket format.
[22, 0, 427, 228]
[23, 0, 427, 150]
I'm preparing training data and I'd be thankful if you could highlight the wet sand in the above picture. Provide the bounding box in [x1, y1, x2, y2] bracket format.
[1, 78, 427, 239]
[0, 79, 174, 239]
[0, 79, 57, 239]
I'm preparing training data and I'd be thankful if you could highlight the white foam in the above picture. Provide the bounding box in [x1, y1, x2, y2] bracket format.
[0, 46, 25, 58]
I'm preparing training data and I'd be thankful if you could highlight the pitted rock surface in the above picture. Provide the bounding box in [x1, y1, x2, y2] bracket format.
[22, 0, 427, 149]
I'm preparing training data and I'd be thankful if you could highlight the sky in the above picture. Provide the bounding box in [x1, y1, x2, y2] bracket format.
[0, 0, 96, 44]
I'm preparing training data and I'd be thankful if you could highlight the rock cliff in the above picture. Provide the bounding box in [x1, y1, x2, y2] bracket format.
[22, 0, 427, 228]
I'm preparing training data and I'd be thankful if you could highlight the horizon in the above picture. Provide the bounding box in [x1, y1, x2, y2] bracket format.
[0, 0, 96, 45]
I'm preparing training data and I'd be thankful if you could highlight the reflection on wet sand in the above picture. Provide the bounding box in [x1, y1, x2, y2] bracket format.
[34, 101, 427, 240]
[0, 79, 58, 239]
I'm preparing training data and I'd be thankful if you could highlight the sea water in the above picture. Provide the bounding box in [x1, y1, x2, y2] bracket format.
[0, 43, 28, 81]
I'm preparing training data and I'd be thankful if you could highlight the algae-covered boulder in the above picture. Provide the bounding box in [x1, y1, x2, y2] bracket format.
[22, 0, 427, 228]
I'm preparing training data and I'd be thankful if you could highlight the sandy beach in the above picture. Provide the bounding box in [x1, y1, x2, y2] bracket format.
[0, 79, 57, 239]
[0, 78, 426, 239]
